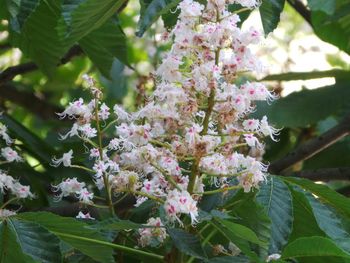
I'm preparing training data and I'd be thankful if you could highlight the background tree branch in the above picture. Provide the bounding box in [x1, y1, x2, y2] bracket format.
[0, 83, 63, 119]
[269, 114, 350, 174]
[287, 0, 312, 26]
[0, 45, 83, 85]
[293, 167, 350, 181]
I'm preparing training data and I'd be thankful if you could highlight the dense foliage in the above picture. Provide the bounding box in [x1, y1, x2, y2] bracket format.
[0, 0, 350, 262]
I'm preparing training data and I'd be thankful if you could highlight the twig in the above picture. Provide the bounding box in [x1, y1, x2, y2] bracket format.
[0, 43, 11, 50]
[0, 83, 63, 119]
[269, 114, 350, 174]
[287, 0, 312, 26]
[293, 167, 350, 181]
[337, 185, 350, 197]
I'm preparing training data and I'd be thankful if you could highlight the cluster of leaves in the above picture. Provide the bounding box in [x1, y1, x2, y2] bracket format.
[1, 0, 350, 262]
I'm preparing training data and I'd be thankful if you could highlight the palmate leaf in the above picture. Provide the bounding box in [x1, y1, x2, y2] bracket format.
[91, 217, 146, 231]
[5, 0, 129, 75]
[5, 0, 39, 33]
[0, 219, 62, 263]
[307, 0, 336, 15]
[259, 0, 285, 36]
[288, 187, 326, 242]
[168, 228, 207, 259]
[262, 69, 350, 81]
[206, 255, 250, 262]
[79, 17, 129, 79]
[16, 212, 115, 263]
[282, 177, 350, 217]
[282, 236, 350, 260]
[253, 81, 350, 128]
[231, 198, 271, 258]
[8, 0, 66, 75]
[1, 113, 56, 166]
[211, 220, 261, 262]
[311, 0, 350, 55]
[305, 192, 350, 252]
[136, 0, 180, 37]
[256, 176, 293, 254]
[60, 0, 128, 47]
[215, 218, 266, 246]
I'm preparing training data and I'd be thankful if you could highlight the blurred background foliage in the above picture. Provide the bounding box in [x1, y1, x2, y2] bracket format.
[0, 0, 350, 210]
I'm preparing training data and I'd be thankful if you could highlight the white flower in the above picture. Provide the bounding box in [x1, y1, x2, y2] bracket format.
[0, 124, 13, 145]
[0, 171, 15, 192]
[242, 119, 260, 131]
[244, 134, 262, 148]
[164, 189, 198, 225]
[59, 123, 79, 140]
[52, 177, 85, 200]
[76, 188, 94, 204]
[259, 116, 281, 141]
[76, 211, 95, 220]
[99, 103, 110, 120]
[233, 0, 260, 8]
[79, 123, 97, 138]
[0, 209, 16, 218]
[12, 183, 34, 199]
[113, 105, 131, 122]
[138, 217, 167, 247]
[266, 253, 281, 262]
[51, 150, 73, 167]
[1, 147, 22, 162]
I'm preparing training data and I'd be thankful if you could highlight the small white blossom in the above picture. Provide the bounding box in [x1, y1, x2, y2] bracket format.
[51, 150, 73, 167]
[76, 211, 95, 220]
[266, 253, 281, 262]
[1, 147, 22, 162]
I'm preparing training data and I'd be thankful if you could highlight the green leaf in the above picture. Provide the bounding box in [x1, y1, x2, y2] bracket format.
[253, 82, 350, 128]
[136, 0, 180, 37]
[282, 177, 350, 217]
[262, 70, 350, 81]
[79, 17, 129, 78]
[0, 221, 36, 263]
[91, 217, 146, 230]
[0, 0, 8, 19]
[5, 0, 40, 33]
[282, 236, 350, 259]
[1, 113, 56, 165]
[231, 199, 271, 258]
[206, 255, 249, 262]
[288, 186, 326, 242]
[9, 0, 66, 75]
[161, 8, 180, 29]
[215, 218, 265, 246]
[168, 228, 207, 259]
[307, 0, 336, 15]
[16, 212, 115, 263]
[256, 176, 293, 254]
[311, 1, 350, 55]
[305, 192, 350, 252]
[211, 220, 261, 262]
[259, 0, 285, 35]
[1, 219, 62, 263]
[60, 0, 128, 47]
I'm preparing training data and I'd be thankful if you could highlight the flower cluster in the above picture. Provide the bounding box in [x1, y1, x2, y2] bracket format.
[138, 217, 167, 247]
[53, 0, 278, 247]
[0, 119, 34, 216]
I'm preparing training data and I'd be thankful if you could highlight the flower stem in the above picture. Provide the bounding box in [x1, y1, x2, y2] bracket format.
[195, 185, 240, 195]
[0, 197, 19, 209]
[94, 92, 115, 216]
[51, 231, 164, 261]
[70, 164, 95, 173]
